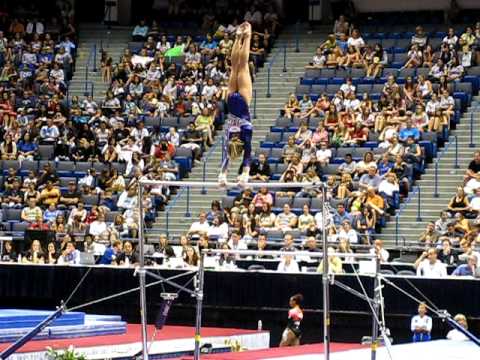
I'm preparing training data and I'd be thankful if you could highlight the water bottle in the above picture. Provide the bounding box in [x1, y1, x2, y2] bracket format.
[257, 320, 262, 331]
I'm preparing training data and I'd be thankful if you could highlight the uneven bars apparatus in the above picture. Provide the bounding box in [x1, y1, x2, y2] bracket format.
[137, 179, 386, 360]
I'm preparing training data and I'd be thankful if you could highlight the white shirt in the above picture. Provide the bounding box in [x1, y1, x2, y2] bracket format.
[378, 180, 399, 197]
[201, 85, 218, 100]
[369, 247, 390, 262]
[189, 220, 210, 234]
[411, 314, 432, 332]
[470, 196, 480, 211]
[338, 229, 358, 244]
[227, 238, 248, 251]
[417, 259, 447, 277]
[347, 37, 365, 49]
[446, 329, 469, 341]
[89, 221, 108, 236]
[207, 223, 229, 242]
[277, 259, 300, 273]
[315, 211, 332, 230]
[316, 149, 332, 162]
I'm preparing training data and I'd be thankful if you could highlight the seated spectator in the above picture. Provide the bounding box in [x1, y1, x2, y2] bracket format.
[411, 26, 428, 48]
[132, 20, 149, 41]
[208, 216, 229, 243]
[256, 203, 276, 231]
[89, 213, 109, 242]
[17, 133, 38, 162]
[40, 181, 61, 207]
[435, 211, 451, 235]
[365, 186, 385, 216]
[98, 240, 123, 265]
[227, 230, 248, 251]
[21, 198, 43, 224]
[277, 253, 300, 273]
[275, 204, 297, 232]
[22, 240, 45, 264]
[464, 151, 480, 193]
[0, 134, 17, 160]
[58, 241, 80, 265]
[338, 220, 358, 244]
[359, 166, 382, 191]
[415, 248, 447, 277]
[411, 303, 432, 343]
[403, 44, 423, 68]
[419, 222, 439, 245]
[452, 254, 479, 277]
[116, 241, 138, 266]
[369, 239, 389, 262]
[1, 241, 17, 262]
[333, 203, 352, 226]
[188, 211, 210, 237]
[447, 186, 470, 215]
[438, 239, 458, 266]
[317, 247, 343, 274]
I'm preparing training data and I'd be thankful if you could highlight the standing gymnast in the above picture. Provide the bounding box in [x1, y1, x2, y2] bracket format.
[218, 21, 253, 186]
[280, 293, 304, 347]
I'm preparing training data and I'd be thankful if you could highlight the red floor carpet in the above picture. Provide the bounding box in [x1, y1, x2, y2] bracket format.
[0, 324, 259, 353]
[175, 343, 365, 360]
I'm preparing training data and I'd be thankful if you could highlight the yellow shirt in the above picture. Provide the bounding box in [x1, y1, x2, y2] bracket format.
[40, 187, 61, 206]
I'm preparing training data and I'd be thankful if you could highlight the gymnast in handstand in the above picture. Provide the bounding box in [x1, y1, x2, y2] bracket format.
[218, 21, 253, 185]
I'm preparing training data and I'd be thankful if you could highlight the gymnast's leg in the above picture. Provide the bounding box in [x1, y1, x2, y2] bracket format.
[219, 22, 253, 185]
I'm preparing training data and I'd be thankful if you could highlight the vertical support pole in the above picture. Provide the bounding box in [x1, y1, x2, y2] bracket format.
[470, 113, 475, 148]
[93, 44, 97, 72]
[434, 160, 439, 198]
[185, 186, 191, 217]
[454, 135, 459, 169]
[370, 256, 381, 360]
[253, 89, 257, 119]
[395, 215, 399, 246]
[193, 253, 205, 360]
[266, 66, 272, 98]
[416, 187, 422, 222]
[295, 21, 300, 53]
[137, 184, 149, 360]
[84, 65, 88, 96]
[283, 43, 287, 72]
[321, 185, 330, 360]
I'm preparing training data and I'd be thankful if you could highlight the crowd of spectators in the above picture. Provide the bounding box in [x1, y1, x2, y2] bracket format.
[0, 1, 283, 266]
[414, 150, 480, 277]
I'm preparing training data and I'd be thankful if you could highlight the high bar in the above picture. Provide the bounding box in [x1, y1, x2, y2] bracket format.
[201, 249, 378, 259]
[138, 179, 325, 189]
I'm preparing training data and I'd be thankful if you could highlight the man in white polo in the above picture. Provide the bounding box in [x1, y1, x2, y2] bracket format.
[415, 248, 447, 277]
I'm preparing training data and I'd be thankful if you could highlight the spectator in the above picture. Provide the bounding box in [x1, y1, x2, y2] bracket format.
[22, 240, 45, 264]
[317, 247, 343, 274]
[419, 222, 439, 245]
[452, 254, 479, 277]
[277, 253, 300, 273]
[275, 204, 297, 232]
[369, 239, 389, 262]
[132, 20, 149, 41]
[415, 248, 447, 277]
[59, 241, 80, 265]
[116, 241, 138, 265]
[98, 240, 123, 265]
[249, 153, 271, 181]
[21, 198, 43, 223]
[188, 211, 210, 237]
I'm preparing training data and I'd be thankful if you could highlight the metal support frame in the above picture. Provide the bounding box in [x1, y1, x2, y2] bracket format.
[137, 181, 204, 360]
[321, 184, 330, 359]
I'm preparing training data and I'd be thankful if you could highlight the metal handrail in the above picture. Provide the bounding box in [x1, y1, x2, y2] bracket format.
[83, 81, 95, 97]
[266, 43, 287, 97]
[165, 186, 187, 238]
[201, 139, 221, 195]
[434, 135, 459, 198]
[84, 43, 97, 96]
[395, 186, 420, 246]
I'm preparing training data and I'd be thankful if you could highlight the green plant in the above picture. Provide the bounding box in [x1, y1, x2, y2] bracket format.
[46, 345, 87, 360]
